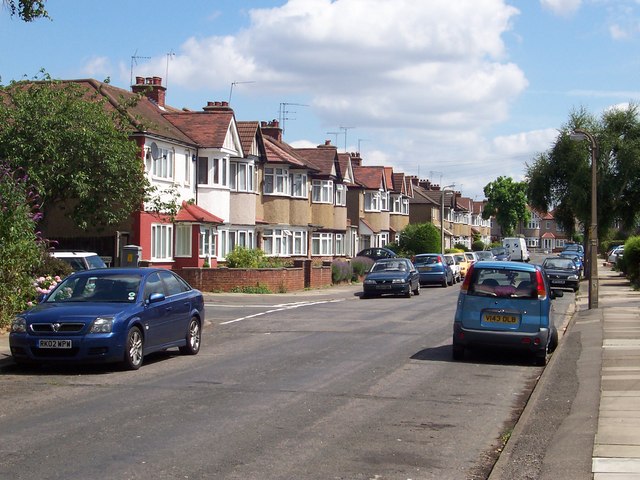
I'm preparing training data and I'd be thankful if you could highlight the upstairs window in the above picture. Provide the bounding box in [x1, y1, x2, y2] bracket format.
[152, 147, 174, 180]
[291, 173, 308, 198]
[230, 162, 255, 192]
[312, 179, 333, 204]
[335, 184, 347, 206]
[197, 157, 228, 186]
[264, 167, 289, 195]
[365, 191, 381, 212]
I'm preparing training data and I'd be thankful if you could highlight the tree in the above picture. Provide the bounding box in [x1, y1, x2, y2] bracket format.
[526, 105, 640, 241]
[0, 76, 149, 231]
[398, 222, 441, 256]
[0, 163, 43, 329]
[482, 176, 530, 236]
[2, 0, 48, 21]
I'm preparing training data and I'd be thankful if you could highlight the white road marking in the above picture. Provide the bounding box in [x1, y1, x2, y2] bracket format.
[218, 299, 345, 325]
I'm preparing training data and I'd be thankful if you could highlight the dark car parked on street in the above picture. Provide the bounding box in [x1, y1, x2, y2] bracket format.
[413, 253, 454, 287]
[362, 257, 420, 298]
[356, 247, 398, 261]
[490, 246, 511, 261]
[10, 268, 204, 370]
[542, 257, 581, 292]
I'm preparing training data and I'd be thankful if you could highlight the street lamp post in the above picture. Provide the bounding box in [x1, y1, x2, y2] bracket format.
[570, 128, 599, 309]
[440, 184, 455, 255]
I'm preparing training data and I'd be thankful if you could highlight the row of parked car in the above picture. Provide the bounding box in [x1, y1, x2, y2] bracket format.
[358, 243, 590, 366]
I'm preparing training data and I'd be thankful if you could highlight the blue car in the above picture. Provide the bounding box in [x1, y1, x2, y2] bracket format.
[413, 253, 454, 287]
[558, 252, 583, 277]
[10, 268, 204, 370]
[452, 261, 562, 366]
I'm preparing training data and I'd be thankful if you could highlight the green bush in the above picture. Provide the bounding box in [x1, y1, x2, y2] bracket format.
[472, 240, 485, 251]
[621, 236, 640, 283]
[225, 247, 266, 268]
[230, 284, 272, 294]
[0, 164, 44, 330]
[454, 243, 469, 251]
[398, 223, 440, 255]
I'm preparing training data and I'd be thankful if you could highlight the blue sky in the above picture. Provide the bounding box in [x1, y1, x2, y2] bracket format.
[2, 0, 640, 200]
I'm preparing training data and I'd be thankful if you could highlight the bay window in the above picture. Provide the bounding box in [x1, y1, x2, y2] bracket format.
[312, 179, 333, 203]
[335, 184, 346, 206]
[264, 167, 289, 195]
[312, 232, 333, 256]
[291, 172, 308, 198]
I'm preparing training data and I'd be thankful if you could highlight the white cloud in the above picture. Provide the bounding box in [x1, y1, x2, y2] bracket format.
[133, 0, 527, 199]
[80, 56, 112, 79]
[540, 0, 581, 17]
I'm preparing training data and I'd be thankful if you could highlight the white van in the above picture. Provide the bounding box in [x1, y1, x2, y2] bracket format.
[502, 237, 530, 262]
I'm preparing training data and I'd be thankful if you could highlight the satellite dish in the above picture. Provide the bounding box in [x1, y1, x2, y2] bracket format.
[150, 142, 159, 160]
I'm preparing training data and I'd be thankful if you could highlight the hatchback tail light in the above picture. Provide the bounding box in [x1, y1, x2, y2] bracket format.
[535, 270, 547, 299]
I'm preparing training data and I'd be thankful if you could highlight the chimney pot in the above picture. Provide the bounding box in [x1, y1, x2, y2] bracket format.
[325, 140, 331, 146]
[152, 76, 162, 85]
[145, 77, 152, 85]
[135, 76, 144, 85]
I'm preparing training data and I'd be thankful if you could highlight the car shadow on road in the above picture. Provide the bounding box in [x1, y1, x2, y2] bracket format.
[411, 345, 541, 367]
[0, 350, 179, 376]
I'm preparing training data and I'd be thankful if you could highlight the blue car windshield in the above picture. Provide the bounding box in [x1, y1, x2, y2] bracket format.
[46, 274, 142, 303]
[468, 268, 538, 299]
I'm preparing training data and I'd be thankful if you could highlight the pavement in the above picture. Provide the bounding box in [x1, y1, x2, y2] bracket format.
[1, 262, 639, 479]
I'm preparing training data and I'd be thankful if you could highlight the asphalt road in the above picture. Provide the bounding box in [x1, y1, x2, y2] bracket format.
[0, 272, 574, 480]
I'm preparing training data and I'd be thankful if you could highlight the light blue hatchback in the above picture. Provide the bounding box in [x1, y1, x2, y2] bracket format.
[452, 261, 562, 365]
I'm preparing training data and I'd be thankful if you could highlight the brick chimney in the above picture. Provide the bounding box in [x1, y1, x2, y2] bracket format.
[318, 139, 337, 149]
[349, 151, 362, 167]
[260, 119, 282, 142]
[131, 76, 166, 108]
[202, 101, 233, 112]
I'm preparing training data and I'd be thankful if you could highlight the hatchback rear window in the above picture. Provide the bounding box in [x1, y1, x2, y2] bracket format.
[468, 268, 537, 299]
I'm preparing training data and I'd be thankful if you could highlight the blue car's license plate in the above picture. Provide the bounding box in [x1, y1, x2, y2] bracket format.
[483, 314, 517, 324]
[38, 339, 72, 349]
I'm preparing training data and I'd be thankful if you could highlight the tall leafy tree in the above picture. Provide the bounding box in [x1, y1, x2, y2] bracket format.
[482, 176, 530, 236]
[0, 75, 149, 231]
[526, 105, 640, 241]
[2, 0, 48, 21]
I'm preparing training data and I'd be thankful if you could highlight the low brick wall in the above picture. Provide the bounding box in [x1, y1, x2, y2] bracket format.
[175, 265, 332, 293]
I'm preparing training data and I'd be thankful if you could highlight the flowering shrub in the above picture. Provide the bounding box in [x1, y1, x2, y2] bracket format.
[27, 275, 62, 307]
[331, 260, 352, 283]
[351, 256, 374, 280]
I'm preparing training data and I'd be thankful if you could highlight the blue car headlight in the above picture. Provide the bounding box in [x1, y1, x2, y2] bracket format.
[392, 278, 406, 284]
[364, 279, 376, 285]
[89, 316, 114, 334]
[11, 316, 26, 333]
[568, 275, 579, 280]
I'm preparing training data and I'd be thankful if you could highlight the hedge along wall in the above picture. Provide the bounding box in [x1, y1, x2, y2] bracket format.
[175, 265, 332, 293]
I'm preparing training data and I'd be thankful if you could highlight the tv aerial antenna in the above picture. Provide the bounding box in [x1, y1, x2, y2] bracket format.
[279, 102, 309, 135]
[130, 50, 151, 86]
[326, 131, 341, 146]
[339, 126, 355, 152]
[165, 50, 175, 89]
[228, 80, 256, 104]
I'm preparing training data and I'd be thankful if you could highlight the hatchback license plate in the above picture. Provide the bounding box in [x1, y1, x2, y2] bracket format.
[551, 280, 566, 285]
[484, 314, 518, 324]
[38, 339, 72, 349]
